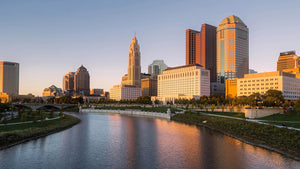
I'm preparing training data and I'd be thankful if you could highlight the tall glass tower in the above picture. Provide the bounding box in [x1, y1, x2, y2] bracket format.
[217, 15, 249, 83]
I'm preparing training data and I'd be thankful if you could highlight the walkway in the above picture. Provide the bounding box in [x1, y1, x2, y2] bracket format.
[198, 112, 300, 131]
[0, 116, 61, 126]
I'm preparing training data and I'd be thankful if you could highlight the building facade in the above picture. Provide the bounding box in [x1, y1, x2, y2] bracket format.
[277, 51, 299, 71]
[186, 29, 200, 65]
[148, 60, 168, 78]
[186, 24, 217, 82]
[90, 88, 104, 96]
[225, 78, 237, 98]
[123, 36, 141, 87]
[74, 65, 90, 96]
[0, 61, 19, 95]
[236, 71, 300, 100]
[141, 78, 157, 97]
[110, 84, 141, 101]
[154, 64, 210, 103]
[42, 85, 63, 97]
[217, 15, 249, 83]
[63, 72, 75, 94]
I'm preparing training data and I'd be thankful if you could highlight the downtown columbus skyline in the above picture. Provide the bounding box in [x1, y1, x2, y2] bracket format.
[1, 0, 300, 96]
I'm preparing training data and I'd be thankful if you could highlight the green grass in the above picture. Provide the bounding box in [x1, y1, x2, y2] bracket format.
[0, 118, 61, 132]
[0, 114, 80, 147]
[0, 113, 58, 124]
[258, 111, 300, 121]
[265, 122, 300, 129]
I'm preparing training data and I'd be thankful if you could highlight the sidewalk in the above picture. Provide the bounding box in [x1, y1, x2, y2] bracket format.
[198, 111, 300, 131]
[0, 116, 61, 126]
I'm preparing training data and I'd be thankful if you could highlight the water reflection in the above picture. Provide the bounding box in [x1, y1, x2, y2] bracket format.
[0, 113, 299, 169]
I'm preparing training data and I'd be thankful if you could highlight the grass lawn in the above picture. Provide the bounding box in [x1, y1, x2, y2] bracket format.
[258, 111, 300, 121]
[0, 118, 62, 132]
[0, 112, 59, 124]
[0, 114, 80, 147]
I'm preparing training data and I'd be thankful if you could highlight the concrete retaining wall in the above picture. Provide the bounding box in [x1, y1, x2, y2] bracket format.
[81, 109, 171, 119]
[245, 108, 283, 119]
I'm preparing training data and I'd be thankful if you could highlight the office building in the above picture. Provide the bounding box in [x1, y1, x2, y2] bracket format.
[235, 71, 300, 100]
[277, 51, 299, 71]
[153, 64, 210, 103]
[63, 72, 75, 94]
[217, 15, 249, 83]
[110, 84, 141, 101]
[90, 88, 104, 96]
[249, 69, 258, 74]
[186, 24, 217, 82]
[225, 78, 237, 98]
[74, 65, 90, 96]
[0, 61, 19, 95]
[42, 85, 63, 97]
[148, 60, 168, 78]
[122, 36, 141, 87]
[141, 78, 157, 97]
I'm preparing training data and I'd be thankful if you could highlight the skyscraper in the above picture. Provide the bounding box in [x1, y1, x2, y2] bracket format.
[74, 65, 90, 96]
[216, 15, 249, 83]
[277, 51, 299, 71]
[148, 60, 168, 78]
[0, 61, 19, 95]
[63, 72, 75, 93]
[127, 36, 141, 87]
[186, 29, 200, 65]
[186, 24, 217, 82]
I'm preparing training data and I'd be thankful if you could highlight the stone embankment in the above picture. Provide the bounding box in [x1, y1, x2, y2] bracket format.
[81, 109, 173, 119]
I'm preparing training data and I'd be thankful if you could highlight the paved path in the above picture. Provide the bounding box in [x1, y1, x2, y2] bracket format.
[0, 116, 61, 126]
[198, 112, 300, 131]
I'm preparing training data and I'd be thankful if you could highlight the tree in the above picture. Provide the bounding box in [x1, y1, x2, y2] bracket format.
[294, 99, 300, 113]
[262, 90, 284, 107]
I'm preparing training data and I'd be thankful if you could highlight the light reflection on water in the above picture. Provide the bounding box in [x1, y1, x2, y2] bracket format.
[0, 113, 299, 169]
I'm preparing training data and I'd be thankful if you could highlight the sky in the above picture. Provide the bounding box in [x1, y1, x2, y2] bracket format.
[1, 0, 300, 96]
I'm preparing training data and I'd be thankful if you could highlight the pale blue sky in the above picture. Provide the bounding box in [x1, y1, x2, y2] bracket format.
[1, 0, 300, 96]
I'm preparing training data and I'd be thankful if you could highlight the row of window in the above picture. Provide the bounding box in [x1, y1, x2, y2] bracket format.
[240, 82, 279, 87]
[159, 72, 199, 80]
[240, 86, 278, 91]
[240, 78, 278, 83]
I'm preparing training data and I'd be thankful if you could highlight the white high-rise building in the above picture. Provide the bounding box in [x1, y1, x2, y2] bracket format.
[153, 64, 210, 103]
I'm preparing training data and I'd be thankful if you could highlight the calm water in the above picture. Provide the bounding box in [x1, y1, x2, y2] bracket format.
[0, 113, 299, 169]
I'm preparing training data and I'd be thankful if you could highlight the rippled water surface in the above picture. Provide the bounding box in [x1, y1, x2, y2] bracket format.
[0, 113, 299, 169]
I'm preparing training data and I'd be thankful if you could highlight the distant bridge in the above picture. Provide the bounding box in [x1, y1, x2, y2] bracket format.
[13, 103, 78, 111]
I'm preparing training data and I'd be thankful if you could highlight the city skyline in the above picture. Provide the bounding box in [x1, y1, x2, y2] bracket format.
[1, 0, 300, 96]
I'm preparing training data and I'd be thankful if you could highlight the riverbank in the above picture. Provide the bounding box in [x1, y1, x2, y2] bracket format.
[172, 113, 300, 161]
[0, 114, 80, 150]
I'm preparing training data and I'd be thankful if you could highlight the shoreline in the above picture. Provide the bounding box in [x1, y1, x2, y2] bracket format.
[0, 114, 81, 150]
[172, 114, 300, 161]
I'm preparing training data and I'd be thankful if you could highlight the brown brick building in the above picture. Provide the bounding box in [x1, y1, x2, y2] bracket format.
[186, 24, 217, 82]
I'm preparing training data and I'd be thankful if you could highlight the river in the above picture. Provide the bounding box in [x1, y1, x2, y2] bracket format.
[0, 113, 299, 169]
